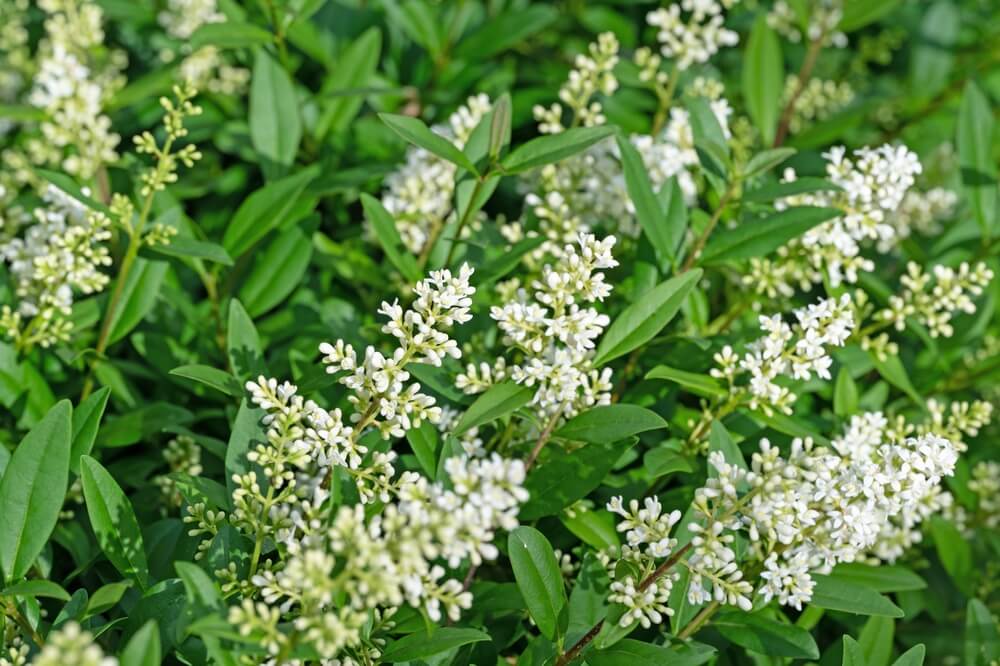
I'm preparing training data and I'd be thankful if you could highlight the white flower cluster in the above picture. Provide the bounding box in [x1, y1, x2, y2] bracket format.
[7, 622, 117, 666]
[711, 294, 855, 416]
[533, 32, 619, 133]
[968, 461, 1000, 530]
[26, 0, 125, 179]
[832, 412, 965, 561]
[767, 0, 848, 48]
[877, 261, 993, 338]
[883, 187, 958, 249]
[604, 496, 683, 628]
[459, 234, 617, 421]
[237, 452, 527, 658]
[322, 263, 475, 437]
[206, 266, 528, 659]
[0, 186, 112, 351]
[647, 0, 740, 71]
[381, 94, 492, 253]
[158, 0, 251, 95]
[0, 1, 30, 137]
[746, 144, 923, 294]
[686, 430, 957, 613]
[783, 76, 854, 134]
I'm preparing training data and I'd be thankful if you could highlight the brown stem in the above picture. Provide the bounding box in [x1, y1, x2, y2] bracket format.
[554, 543, 693, 665]
[773, 34, 825, 147]
[525, 409, 563, 471]
[677, 600, 720, 639]
[680, 186, 735, 273]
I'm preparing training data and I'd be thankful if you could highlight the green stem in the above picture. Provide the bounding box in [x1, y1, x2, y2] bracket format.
[680, 184, 737, 273]
[677, 600, 720, 639]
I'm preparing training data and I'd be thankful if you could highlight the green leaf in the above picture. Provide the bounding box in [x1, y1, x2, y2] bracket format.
[85, 580, 132, 617]
[98, 403, 193, 448]
[701, 207, 840, 264]
[832, 563, 926, 592]
[360, 194, 421, 283]
[148, 237, 233, 266]
[175, 561, 223, 609]
[227, 299, 266, 381]
[250, 49, 301, 180]
[453, 382, 533, 436]
[555, 404, 667, 444]
[71, 387, 110, 474]
[859, 616, 895, 666]
[388, 0, 444, 56]
[715, 612, 819, 659]
[379, 113, 479, 175]
[839, 0, 902, 31]
[225, 400, 266, 497]
[659, 177, 689, 265]
[34, 169, 110, 214]
[561, 509, 619, 550]
[957, 81, 997, 239]
[843, 636, 868, 666]
[455, 5, 558, 58]
[521, 439, 634, 520]
[107, 259, 168, 345]
[587, 639, 716, 666]
[892, 645, 926, 666]
[617, 133, 674, 267]
[190, 22, 272, 49]
[645, 365, 726, 399]
[868, 351, 922, 404]
[222, 166, 319, 257]
[380, 627, 490, 662]
[0, 400, 72, 583]
[744, 147, 796, 178]
[405, 422, 439, 479]
[595, 269, 703, 365]
[502, 126, 614, 174]
[810, 574, 904, 617]
[81, 456, 150, 589]
[708, 421, 748, 472]
[743, 177, 839, 203]
[930, 517, 972, 593]
[170, 365, 244, 398]
[238, 222, 313, 316]
[834, 367, 859, 418]
[489, 93, 513, 160]
[1, 579, 71, 601]
[120, 619, 161, 666]
[965, 599, 1000, 666]
[909, 2, 959, 97]
[318, 27, 382, 138]
[742, 16, 784, 145]
[508, 526, 567, 641]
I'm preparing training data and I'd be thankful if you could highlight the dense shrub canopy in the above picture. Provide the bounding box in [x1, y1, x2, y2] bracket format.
[0, 0, 999, 664]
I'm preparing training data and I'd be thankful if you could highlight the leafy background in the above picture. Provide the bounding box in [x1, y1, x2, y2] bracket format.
[1, 0, 999, 664]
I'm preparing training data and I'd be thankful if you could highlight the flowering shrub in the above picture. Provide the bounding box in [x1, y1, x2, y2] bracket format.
[1, 1, 999, 665]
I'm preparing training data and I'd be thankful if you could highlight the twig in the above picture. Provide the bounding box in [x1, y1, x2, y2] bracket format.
[773, 33, 825, 147]
[680, 186, 736, 273]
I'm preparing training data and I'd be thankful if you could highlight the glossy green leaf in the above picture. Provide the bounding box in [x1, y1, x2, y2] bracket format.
[148, 237, 233, 266]
[71, 387, 110, 474]
[957, 81, 997, 239]
[379, 113, 478, 174]
[892, 645, 926, 666]
[0, 400, 72, 583]
[250, 49, 301, 179]
[107, 259, 168, 345]
[595, 269, 703, 365]
[2, 579, 71, 601]
[227, 299, 266, 381]
[834, 367, 859, 418]
[81, 456, 150, 589]
[810, 574, 904, 617]
[588, 638, 716, 666]
[508, 526, 567, 641]
[380, 627, 490, 662]
[742, 16, 784, 144]
[121, 619, 161, 666]
[317, 27, 382, 137]
[453, 382, 533, 436]
[239, 222, 313, 316]
[701, 207, 840, 264]
[617, 133, 674, 267]
[222, 166, 319, 257]
[455, 6, 558, 58]
[843, 635, 868, 666]
[715, 612, 819, 659]
[190, 22, 272, 49]
[360, 193, 422, 283]
[501, 125, 614, 174]
[645, 365, 726, 399]
[555, 404, 667, 444]
[832, 563, 926, 592]
[170, 364, 244, 398]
